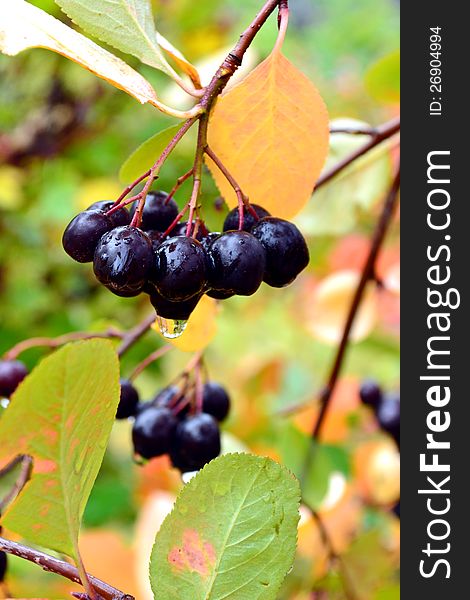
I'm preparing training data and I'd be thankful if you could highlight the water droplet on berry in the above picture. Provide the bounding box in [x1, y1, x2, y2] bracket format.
[156, 316, 188, 339]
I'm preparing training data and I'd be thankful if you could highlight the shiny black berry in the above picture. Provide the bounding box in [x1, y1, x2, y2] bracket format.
[130, 191, 178, 231]
[206, 289, 235, 300]
[0, 550, 7, 583]
[116, 378, 139, 419]
[200, 231, 220, 253]
[0, 359, 28, 397]
[93, 226, 153, 296]
[62, 210, 113, 263]
[153, 385, 189, 417]
[392, 501, 400, 519]
[147, 230, 165, 252]
[87, 200, 130, 228]
[132, 406, 178, 459]
[152, 236, 207, 301]
[202, 382, 230, 422]
[150, 289, 202, 320]
[170, 413, 221, 472]
[223, 204, 271, 232]
[252, 217, 309, 287]
[171, 221, 209, 241]
[359, 379, 383, 409]
[152, 385, 179, 408]
[208, 231, 266, 296]
[377, 391, 400, 443]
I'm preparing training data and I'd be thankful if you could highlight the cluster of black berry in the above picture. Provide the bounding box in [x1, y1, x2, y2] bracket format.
[62, 192, 310, 321]
[116, 378, 229, 473]
[0, 359, 28, 399]
[359, 380, 400, 447]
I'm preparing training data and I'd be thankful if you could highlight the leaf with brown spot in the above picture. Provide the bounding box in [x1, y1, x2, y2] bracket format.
[150, 453, 300, 599]
[207, 50, 329, 219]
[0, 340, 120, 561]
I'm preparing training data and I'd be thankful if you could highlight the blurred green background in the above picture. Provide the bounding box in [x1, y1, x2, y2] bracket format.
[0, 0, 399, 597]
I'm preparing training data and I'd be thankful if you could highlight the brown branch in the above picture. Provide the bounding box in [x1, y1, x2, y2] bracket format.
[309, 164, 400, 442]
[0, 537, 133, 600]
[315, 117, 400, 190]
[117, 314, 156, 357]
[129, 345, 173, 381]
[3, 329, 123, 361]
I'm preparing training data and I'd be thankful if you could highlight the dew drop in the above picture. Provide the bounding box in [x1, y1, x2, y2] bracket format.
[156, 316, 188, 339]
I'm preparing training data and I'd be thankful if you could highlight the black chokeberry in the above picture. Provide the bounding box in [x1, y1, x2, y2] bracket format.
[206, 289, 235, 300]
[251, 217, 309, 287]
[132, 406, 178, 459]
[171, 221, 208, 241]
[170, 413, 221, 472]
[223, 204, 271, 232]
[200, 231, 220, 253]
[152, 385, 179, 408]
[147, 230, 165, 252]
[359, 379, 383, 409]
[149, 289, 202, 320]
[116, 378, 139, 419]
[377, 391, 400, 443]
[392, 501, 400, 519]
[152, 236, 207, 301]
[62, 210, 113, 263]
[130, 191, 178, 231]
[93, 226, 153, 296]
[152, 385, 189, 417]
[208, 231, 266, 296]
[202, 382, 230, 421]
[0, 359, 28, 397]
[0, 550, 7, 583]
[87, 201, 130, 228]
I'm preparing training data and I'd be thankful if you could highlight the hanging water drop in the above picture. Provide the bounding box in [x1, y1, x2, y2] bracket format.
[156, 315, 188, 339]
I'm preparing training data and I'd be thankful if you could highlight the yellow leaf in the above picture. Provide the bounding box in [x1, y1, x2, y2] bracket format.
[157, 32, 201, 89]
[152, 295, 218, 352]
[0, 166, 23, 209]
[207, 50, 329, 219]
[0, 0, 160, 107]
[75, 178, 122, 211]
[306, 270, 377, 345]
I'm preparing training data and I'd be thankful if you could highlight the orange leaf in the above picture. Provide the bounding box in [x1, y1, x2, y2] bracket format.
[207, 50, 329, 219]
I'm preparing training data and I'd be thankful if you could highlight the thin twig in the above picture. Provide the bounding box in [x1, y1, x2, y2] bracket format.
[315, 117, 400, 190]
[166, 168, 194, 202]
[205, 146, 258, 222]
[117, 314, 157, 357]
[0, 537, 134, 600]
[309, 163, 400, 442]
[129, 345, 173, 381]
[3, 329, 123, 361]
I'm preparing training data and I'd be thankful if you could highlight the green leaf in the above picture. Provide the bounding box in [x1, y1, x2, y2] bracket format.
[150, 453, 300, 600]
[277, 423, 350, 510]
[341, 530, 397, 599]
[119, 124, 181, 183]
[298, 120, 392, 236]
[0, 0, 162, 107]
[365, 50, 400, 104]
[54, 0, 172, 75]
[0, 339, 120, 560]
